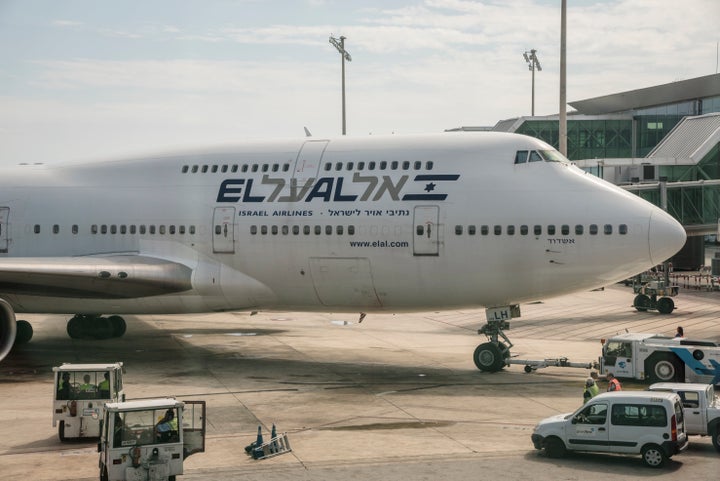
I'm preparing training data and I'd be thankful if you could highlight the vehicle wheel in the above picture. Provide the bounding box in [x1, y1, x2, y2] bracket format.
[646, 353, 683, 382]
[169, 476, 176, 481]
[656, 297, 674, 314]
[473, 342, 505, 372]
[543, 437, 566, 458]
[14, 320, 33, 344]
[58, 421, 66, 442]
[641, 443, 667, 468]
[711, 427, 720, 453]
[108, 316, 127, 337]
[634, 294, 651, 312]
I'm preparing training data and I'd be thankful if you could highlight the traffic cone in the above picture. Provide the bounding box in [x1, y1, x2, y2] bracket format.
[270, 424, 278, 453]
[252, 426, 265, 459]
[245, 425, 263, 455]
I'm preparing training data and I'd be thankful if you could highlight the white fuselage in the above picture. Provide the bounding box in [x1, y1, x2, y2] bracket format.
[0, 132, 685, 315]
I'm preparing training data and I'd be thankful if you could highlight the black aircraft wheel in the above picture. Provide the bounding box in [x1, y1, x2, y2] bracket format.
[67, 317, 83, 339]
[108, 316, 127, 337]
[93, 317, 114, 340]
[656, 297, 674, 314]
[14, 320, 33, 344]
[473, 342, 506, 372]
[633, 294, 651, 312]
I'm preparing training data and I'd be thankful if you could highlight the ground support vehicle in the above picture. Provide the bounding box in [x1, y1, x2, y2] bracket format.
[531, 391, 688, 468]
[648, 382, 720, 452]
[98, 398, 206, 481]
[599, 332, 720, 384]
[632, 277, 679, 314]
[52, 363, 124, 442]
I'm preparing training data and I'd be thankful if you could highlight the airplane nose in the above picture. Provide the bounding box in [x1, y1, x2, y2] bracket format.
[648, 209, 687, 266]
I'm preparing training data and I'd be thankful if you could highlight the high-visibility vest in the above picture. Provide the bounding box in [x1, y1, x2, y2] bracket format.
[608, 378, 622, 391]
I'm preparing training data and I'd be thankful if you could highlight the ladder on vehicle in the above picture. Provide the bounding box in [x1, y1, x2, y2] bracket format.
[254, 433, 292, 459]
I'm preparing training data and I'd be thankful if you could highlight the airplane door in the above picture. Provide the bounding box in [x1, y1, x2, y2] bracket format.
[413, 206, 439, 256]
[0, 207, 7, 253]
[212, 207, 235, 254]
[293, 140, 328, 185]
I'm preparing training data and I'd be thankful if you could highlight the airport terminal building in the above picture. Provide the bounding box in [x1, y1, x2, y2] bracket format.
[456, 73, 720, 267]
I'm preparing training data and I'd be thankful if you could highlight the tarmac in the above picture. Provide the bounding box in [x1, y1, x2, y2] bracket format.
[2, 282, 720, 481]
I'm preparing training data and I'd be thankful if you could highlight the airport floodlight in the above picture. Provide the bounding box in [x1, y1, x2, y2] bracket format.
[524, 49, 542, 116]
[329, 35, 352, 135]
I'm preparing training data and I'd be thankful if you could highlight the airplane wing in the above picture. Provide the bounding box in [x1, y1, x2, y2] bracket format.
[0, 255, 193, 299]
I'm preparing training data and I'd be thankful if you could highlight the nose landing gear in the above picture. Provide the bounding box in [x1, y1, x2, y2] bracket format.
[473, 318, 512, 372]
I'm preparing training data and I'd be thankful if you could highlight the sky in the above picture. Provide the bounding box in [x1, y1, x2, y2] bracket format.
[0, 0, 718, 164]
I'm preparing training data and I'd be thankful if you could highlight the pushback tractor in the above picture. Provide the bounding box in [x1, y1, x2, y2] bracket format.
[98, 398, 206, 481]
[53, 362, 124, 441]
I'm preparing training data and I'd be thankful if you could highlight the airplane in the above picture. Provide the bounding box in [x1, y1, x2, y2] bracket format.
[0, 132, 686, 371]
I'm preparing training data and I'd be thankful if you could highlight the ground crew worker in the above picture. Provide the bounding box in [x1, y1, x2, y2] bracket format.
[155, 409, 178, 442]
[98, 372, 110, 397]
[606, 372, 622, 391]
[79, 374, 95, 392]
[58, 372, 71, 400]
[582, 372, 600, 403]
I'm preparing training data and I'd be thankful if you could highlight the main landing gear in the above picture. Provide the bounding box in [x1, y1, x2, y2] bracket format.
[66, 315, 127, 340]
[473, 306, 519, 372]
[14, 319, 33, 345]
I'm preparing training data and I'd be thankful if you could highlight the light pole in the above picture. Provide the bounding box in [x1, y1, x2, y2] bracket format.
[523, 49, 542, 116]
[329, 35, 352, 135]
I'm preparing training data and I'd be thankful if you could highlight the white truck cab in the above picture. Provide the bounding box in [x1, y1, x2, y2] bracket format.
[52, 362, 124, 441]
[531, 391, 688, 467]
[98, 398, 206, 481]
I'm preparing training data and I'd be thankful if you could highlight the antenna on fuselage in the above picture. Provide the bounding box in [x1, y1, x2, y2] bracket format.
[304, 127, 312, 137]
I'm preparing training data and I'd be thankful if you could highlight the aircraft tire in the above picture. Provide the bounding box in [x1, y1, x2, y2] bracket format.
[67, 317, 83, 339]
[633, 294, 651, 312]
[93, 317, 114, 340]
[656, 297, 674, 314]
[108, 316, 127, 337]
[473, 342, 505, 372]
[15, 320, 33, 344]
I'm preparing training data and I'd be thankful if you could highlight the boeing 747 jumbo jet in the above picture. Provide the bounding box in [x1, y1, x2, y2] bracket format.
[0, 132, 686, 371]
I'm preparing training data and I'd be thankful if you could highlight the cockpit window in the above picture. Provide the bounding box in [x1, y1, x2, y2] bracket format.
[539, 150, 570, 164]
[514, 151, 529, 164]
[515, 149, 570, 165]
[529, 151, 543, 162]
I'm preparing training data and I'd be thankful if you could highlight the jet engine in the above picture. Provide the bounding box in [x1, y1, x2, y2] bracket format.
[0, 299, 17, 362]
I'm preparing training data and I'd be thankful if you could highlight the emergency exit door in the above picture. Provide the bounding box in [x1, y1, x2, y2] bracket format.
[413, 206, 439, 256]
[212, 207, 235, 254]
[293, 140, 328, 185]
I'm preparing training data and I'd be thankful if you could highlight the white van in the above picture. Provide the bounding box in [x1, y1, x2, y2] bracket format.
[531, 391, 688, 467]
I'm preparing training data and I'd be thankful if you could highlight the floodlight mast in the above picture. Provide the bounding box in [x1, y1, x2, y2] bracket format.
[523, 49, 542, 116]
[329, 35, 352, 135]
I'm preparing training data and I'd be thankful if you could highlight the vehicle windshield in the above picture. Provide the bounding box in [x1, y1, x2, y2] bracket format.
[112, 407, 180, 448]
[538, 150, 570, 164]
[57, 370, 112, 400]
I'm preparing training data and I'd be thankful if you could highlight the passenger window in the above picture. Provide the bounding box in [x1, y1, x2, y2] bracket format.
[604, 224, 613, 235]
[251, 164, 259, 172]
[391, 161, 399, 170]
[178, 226, 185, 235]
[130, 225, 137, 234]
[292, 226, 300, 235]
[402, 161, 410, 170]
[507, 225, 515, 235]
[325, 225, 332, 235]
[589, 224, 598, 235]
[231, 165, 238, 173]
[140, 225, 146, 235]
[250, 225, 257, 235]
[101, 225, 107, 234]
[336, 225, 344, 235]
[575, 225, 583, 235]
[468, 225, 476, 235]
[169, 225, 175, 235]
[335, 162, 342, 171]
[368, 161, 376, 170]
[272, 164, 279, 172]
[561, 225, 569, 235]
[533, 225, 541, 236]
[189, 226, 196, 235]
[221, 165, 228, 173]
[611, 404, 666, 427]
[159, 225, 166, 235]
[111, 225, 117, 235]
[121, 225, 127, 234]
[494, 225, 502, 235]
[481, 225, 489, 235]
[514, 151, 528, 164]
[191, 165, 198, 173]
[211, 165, 218, 173]
[520, 225, 528, 235]
[455, 225, 463, 235]
[358, 162, 365, 170]
[34, 224, 41, 234]
[201, 165, 208, 173]
[414, 161, 421, 170]
[53, 224, 59, 234]
[347, 162, 354, 170]
[182, 165, 189, 173]
[72, 225, 79, 235]
[348, 225, 355, 235]
[426, 161, 433, 170]
[314, 225, 321, 235]
[380, 161, 387, 170]
[281, 225, 288, 235]
[304, 226, 310, 235]
[260, 225, 267, 235]
[529, 151, 543, 162]
[417, 225, 424, 236]
[262, 164, 268, 172]
[149, 226, 156, 234]
[619, 224, 628, 235]
[547, 225, 555, 235]
[271, 225, 278, 235]
[241, 165, 249, 173]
